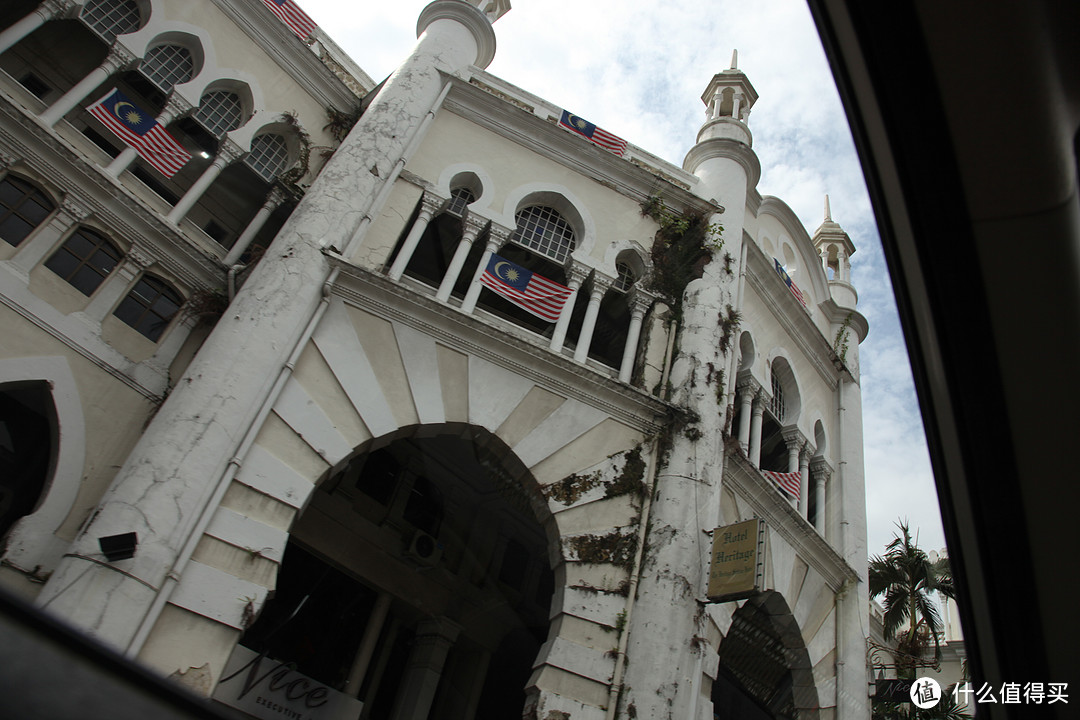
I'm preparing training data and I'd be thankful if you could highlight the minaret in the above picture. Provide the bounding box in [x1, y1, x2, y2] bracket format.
[619, 57, 760, 720]
[36, 0, 499, 666]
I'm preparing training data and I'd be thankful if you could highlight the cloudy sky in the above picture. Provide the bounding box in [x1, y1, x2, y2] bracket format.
[298, 0, 946, 559]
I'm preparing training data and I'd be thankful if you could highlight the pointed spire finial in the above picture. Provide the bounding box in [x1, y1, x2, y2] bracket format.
[824, 194, 832, 222]
[730, 49, 738, 70]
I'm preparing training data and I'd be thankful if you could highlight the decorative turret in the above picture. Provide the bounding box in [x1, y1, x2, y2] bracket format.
[696, 50, 759, 147]
[467, 0, 511, 22]
[812, 195, 858, 309]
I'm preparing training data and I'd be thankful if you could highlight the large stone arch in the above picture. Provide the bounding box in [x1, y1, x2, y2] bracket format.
[136, 295, 661, 717]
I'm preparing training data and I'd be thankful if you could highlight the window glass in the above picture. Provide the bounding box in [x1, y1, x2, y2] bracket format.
[512, 205, 575, 263]
[0, 176, 55, 247]
[114, 275, 182, 341]
[44, 228, 122, 295]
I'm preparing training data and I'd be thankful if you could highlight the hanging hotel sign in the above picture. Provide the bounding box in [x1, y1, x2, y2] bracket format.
[707, 518, 765, 602]
[212, 645, 364, 720]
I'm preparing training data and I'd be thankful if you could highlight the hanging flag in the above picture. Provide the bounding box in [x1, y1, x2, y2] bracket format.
[774, 259, 807, 307]
[262, 0, 317, 40]
[762, 470, 801, 499]
[88, 89, 190, 178]
[559, 110, 628, 156]
[480, 254, 573, 322]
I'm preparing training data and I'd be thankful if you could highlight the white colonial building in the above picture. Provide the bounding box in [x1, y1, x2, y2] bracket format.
[0, 2, 870, 719]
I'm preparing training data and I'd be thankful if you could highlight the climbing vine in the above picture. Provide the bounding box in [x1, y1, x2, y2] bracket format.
[834, 311, 854, 366]
[640, 196, 723, 320]
[278, 111, 312, 188]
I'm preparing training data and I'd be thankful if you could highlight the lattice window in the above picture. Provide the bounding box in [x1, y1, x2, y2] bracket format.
[113, 274, 182, 342]
[44, 228, 122, 296]
[80, 0, 141, 43]
[141, 44, 194, 93]
[445, 187, 475, 217]
[511, 205, 575, 263]
[613, 261, 636, 293]
[0, 176, 54, 247]
[244, 134, 290, 182]
[194, 91, 243, 138]
[770, 370, 785, 422]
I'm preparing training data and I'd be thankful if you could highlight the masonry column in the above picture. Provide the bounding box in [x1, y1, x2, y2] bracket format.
[222, 187, 289, 265]
[811, 457, 830, 535]
[735, 380, 755, 454]
[573, 273, 612, 363]
[436, 213, 486, 303]
[618, 288, 653, 382]
[549, 262, 587, 352]
[799, 442, 812, 519]
[166, 139, 244, 224]
[76, 247, 154, 324]
[387, 193, 445, 280]
[39, 44, 135, 127]
[460, 221, 511, 312]
[748, 389, 766, 468]
[36, 0, 500, 660]
[0, 0, 74, 56]
[391, 618, 461, 720]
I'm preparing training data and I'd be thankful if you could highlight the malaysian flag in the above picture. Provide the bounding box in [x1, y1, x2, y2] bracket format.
[262, 0, 317, 40]
[88, 89, 190, 177]
[480, 254, 573, 322]
[774, 259, 807, 307]
[762, 470, 801, 499]
[559, 110, 628, 156]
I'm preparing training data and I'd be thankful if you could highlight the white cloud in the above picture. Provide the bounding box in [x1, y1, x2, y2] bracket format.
[298, 0, 946, 558]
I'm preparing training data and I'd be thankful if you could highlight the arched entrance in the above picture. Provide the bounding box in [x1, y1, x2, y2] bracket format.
[711, 591, 820, 720]
[0, 381, 55, 539]
[238, 424, 556, 720]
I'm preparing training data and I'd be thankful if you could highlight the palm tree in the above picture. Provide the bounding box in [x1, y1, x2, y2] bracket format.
[869, 521, 956, 675]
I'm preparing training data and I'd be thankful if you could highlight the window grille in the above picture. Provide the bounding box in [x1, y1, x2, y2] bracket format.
[193, 91, 243, 138]
[770, 371, 785, 422]
[141, 45, 194, 93]
[0, 176, 54, 247]
[511, 205, 575, 263]
[613, 261, 636, 292]
[113, 274, 182, 342]
[244, 134, 290, 182]
[44, 228, 122, 296]
[80, 0, 141, 43]
[445, 187, 475, 217]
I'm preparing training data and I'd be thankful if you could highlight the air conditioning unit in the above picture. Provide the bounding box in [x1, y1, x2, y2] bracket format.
[406, 530, 443, 566]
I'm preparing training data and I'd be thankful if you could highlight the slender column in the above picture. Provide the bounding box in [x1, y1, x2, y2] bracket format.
[80, 247, 153, 322]
[573, 273, 612, 363]
[39, 44, 135, 127]
[391, 618, 461, 720]
[838, 248, 850, 282]
[0, 0, 73, 56]
[222, 187, 288, 265]
[387, 193, 445, 280]
[549, 262, 588, 351]
[167, 140, 244, 224]
[435, 213, 486, 302]
[460, 222, 510, 313]
[343, 592, 392, 695]
[618, 288, 653, 382]
[8, 195, 89, 273]
[748, 390, 766, 468]
[736, 382, 755, 454]
[811, 458, 830, 535]
[106, 95, 192, 178]
[799, 443, 812, 519]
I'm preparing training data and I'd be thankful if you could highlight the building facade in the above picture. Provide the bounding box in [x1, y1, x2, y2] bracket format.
[0, 1, 870, 719]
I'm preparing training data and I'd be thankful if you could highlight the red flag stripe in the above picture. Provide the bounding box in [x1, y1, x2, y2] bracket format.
[88, 104, 190, 177]
[262, 0, 317, 39]
[762, 470, 801, 498]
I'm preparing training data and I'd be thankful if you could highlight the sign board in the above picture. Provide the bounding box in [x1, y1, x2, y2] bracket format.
[212, 645, 363, 720]
[706, 518, 764, 602]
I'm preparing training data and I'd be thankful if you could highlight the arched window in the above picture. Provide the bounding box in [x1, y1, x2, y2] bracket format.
[613, 261, 636, 292]
[193, 91, 244, 138]
[80, 0, 142, 43]
[244, 133, 290, 182]
[113, 274, 182, 341]
[512, 205, 575, 263]
[445, 186, 475, 218]
[141, 44, 195, 93]
[44, 228, 122, 296]
[770, 369, 785, 422]
[0, 176, 54, 247]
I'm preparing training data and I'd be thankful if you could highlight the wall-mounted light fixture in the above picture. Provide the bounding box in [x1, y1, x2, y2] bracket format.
[99, 532, 138, 562]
